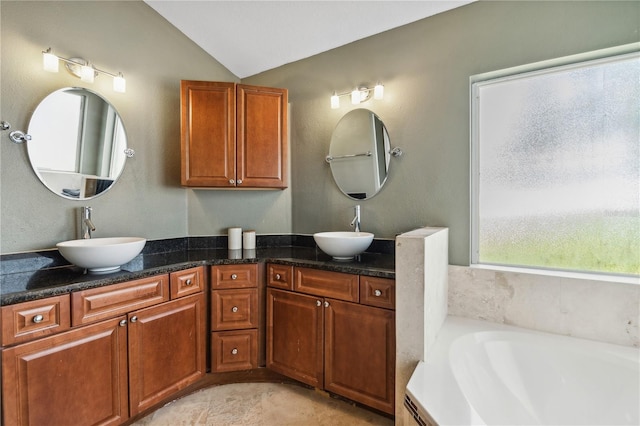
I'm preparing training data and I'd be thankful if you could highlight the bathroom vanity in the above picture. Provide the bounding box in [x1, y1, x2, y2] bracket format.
[0, 237, 394, 425]
[266, 265, 395, 414]
[2, 267, 206, 425]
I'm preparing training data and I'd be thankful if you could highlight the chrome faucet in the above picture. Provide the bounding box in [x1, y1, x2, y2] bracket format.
[81, 206, 96, 239]
[350, 205, 361, 232]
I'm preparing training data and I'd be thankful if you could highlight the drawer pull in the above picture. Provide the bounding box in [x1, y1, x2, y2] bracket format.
[231, 348, 238, 355]
[231, 306, 239, 313]
[130, 316, 138, 323]
[231, 274, 238, 280]
[32, 314, 44, 323]
[185, 279, 193, 286]
[119, 319, 127, 327]
[275, 273, 281, 280]
[374, 289, 382, 297]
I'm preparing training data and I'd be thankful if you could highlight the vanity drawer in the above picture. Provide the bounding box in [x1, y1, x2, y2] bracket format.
[1, 295, 71, 346]
[294, 267, 359, 302]
[170, 266, 204, 299]
[360, 276, 395, 310]
[267, 263, 293, 290]
[211, 264, 257, 289]
[211, 329, 258, 372]
[211, 289, 258, 330]
[71, 274, 169, 326]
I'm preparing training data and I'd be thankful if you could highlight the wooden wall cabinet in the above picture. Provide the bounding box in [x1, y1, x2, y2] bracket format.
[180, 81, 288, 189]
[1, 266, 206, 426]
[266, 265, 396, 415]
[210, 264, 259, 372]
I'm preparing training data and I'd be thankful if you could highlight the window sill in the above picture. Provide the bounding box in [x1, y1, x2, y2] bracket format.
[470, 263, 639, 286]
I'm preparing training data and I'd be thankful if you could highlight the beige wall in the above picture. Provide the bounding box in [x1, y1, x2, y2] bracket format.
[0, 1, 291, 253]
[1, 1, 638, 259]
[244, 1, 640, 265]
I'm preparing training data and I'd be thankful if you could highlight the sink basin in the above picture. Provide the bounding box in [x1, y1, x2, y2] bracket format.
[313, 231, 374, 260]
[57, 237, 146, 273]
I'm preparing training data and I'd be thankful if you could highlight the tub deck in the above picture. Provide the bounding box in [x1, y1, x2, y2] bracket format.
[405, 316, 640, 426]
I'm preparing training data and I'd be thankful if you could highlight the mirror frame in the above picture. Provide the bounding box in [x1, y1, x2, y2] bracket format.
[26, 87, 129, 200]
[328, 108, 392, 200]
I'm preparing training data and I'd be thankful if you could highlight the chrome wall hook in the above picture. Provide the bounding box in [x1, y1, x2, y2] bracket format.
[1, 121, 31, 143]
[390, 147, 403, 157]
[9, 131, 32, 144]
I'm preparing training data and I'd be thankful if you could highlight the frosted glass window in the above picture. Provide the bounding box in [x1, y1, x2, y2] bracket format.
[472, 51, 639, 276]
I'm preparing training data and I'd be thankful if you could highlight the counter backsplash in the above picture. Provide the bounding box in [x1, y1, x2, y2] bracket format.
[0, 234, 395, 306]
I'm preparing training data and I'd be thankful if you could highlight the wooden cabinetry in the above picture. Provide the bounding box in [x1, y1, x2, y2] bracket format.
[2, 316, 129, 426]
[1, 266, 206, 426]
[128, 292, 205, 415]
[1, 294, 71, 346]
[266, 265, 396, 415]
[210, 264, 259, 372]
[180, 80, 288, 189]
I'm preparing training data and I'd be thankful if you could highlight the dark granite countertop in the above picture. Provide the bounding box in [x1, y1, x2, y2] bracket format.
[0, 235, 395, 306]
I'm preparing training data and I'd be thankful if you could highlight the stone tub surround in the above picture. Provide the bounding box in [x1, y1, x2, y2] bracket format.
[0, 234, 395, 306]
[448, 265, 640, 347]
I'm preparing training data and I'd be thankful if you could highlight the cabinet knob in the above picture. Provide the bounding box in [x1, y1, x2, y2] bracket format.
[374, 289, 382, 297]
[316, 300, 322, 307]
[237, 179, 243, 185]
[119, 319, 127, 327]
[229, 179, 235, 185]
[32, 314, 44, 323]
[185, 279, 193, 286]
[232, 306, 239, 313]
[231, 274, 238, 280]
[231, 348, 238, 355]
[275, 273, 281, 280]
[130, 316, 138, 323]
[324, 301, 330, 308]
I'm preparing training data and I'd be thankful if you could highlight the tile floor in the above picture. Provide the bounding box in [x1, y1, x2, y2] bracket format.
[132, 382, 394, 425]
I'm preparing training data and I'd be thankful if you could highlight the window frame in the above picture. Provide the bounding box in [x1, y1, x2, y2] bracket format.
[469, 43, 640, 279]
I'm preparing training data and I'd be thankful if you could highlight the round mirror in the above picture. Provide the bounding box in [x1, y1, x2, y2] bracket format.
[27, 87, 128, 200]
[328, 109, 391, 200]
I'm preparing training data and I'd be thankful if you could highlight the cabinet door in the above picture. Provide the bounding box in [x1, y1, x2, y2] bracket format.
[324, 299, 396, 415]
[128, 293, 206, 415]
[237, 84, 288, 188]
[266, 288, 323, 388]
[2, 316, 129, 426]
[181, 80, 236, 187]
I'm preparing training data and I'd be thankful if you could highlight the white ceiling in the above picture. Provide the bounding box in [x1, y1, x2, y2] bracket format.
[144, 1, 475, 78]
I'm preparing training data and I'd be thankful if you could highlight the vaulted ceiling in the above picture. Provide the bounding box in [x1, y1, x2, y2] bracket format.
[144, 1, 475, 78]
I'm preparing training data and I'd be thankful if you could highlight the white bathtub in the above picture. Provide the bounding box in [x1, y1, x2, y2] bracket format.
[405, 316, 640, 426]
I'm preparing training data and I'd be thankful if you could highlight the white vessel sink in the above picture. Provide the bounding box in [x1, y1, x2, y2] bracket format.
[57, 237, 146, 273]
[313, 231, 374, 260]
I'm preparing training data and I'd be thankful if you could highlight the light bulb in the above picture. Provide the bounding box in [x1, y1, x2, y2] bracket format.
[80, 64, 95, 83]
[351, 89, 361, 105]
[331, 93, 339, 109]
[43, 52, 59, 72]
[374, 84, 384, 100]
[113, 74, 126, 93]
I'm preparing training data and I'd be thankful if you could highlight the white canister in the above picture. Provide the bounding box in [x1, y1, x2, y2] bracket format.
[243, 230, 256, 250]
[228, 227, 242, 250]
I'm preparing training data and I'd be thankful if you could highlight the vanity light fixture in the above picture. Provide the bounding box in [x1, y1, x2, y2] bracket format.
[330, 83, 384, 109]
[42, 47, 127, 93]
